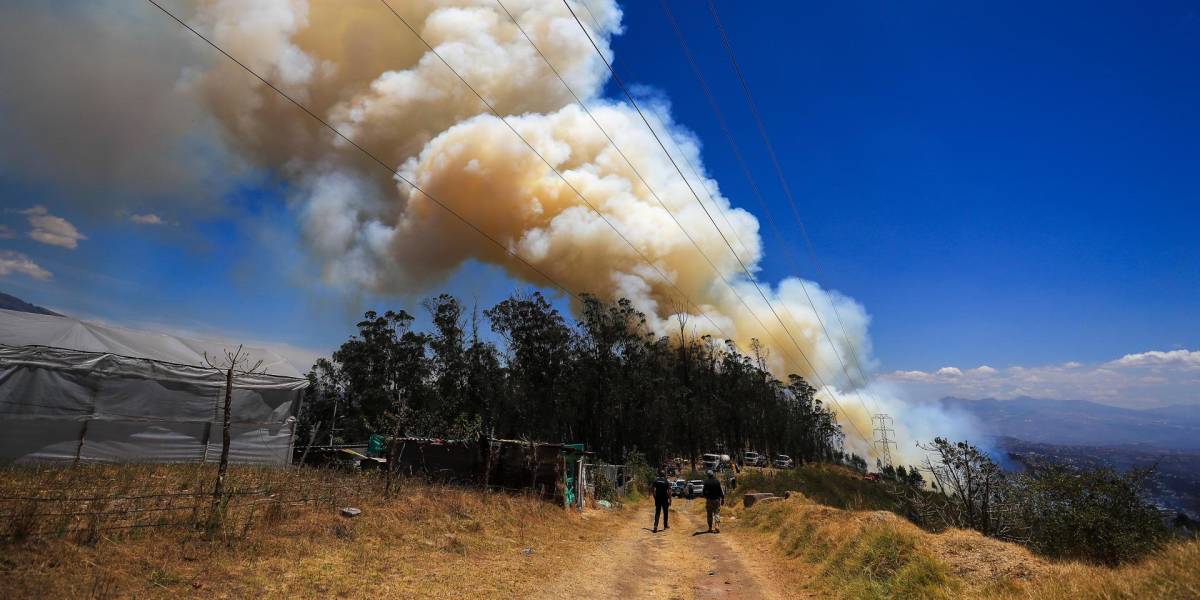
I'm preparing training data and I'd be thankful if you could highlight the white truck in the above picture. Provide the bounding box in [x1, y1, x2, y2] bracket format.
[701, 453, 731, 472]
[743, 451, 767, 467]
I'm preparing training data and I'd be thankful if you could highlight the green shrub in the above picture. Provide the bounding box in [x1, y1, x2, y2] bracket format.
[916, 438, 1168, 565]
[1013, 464, 1167, 565]
[624, 449, 655, 494]
[591, 469, 617, 501]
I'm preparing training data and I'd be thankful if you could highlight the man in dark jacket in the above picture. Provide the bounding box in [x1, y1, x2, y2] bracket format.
[652, 470, 671, 532]
[703, 470, 724, 532]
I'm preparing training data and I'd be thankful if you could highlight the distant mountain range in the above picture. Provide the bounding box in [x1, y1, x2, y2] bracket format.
[939, 396, 1200, 450]
[0, 291, 59, 316]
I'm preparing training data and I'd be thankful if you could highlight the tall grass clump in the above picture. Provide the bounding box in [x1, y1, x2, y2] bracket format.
[739, 496, 957, 599]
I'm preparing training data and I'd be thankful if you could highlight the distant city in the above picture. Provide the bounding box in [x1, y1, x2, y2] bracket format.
[940, 396, 1200, 518]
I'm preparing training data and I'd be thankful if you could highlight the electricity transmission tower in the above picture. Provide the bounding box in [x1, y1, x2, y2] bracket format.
[872, 414, 897, 467]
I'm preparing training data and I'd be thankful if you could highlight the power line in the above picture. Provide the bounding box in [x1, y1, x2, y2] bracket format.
[567, 0, 876, 447]
[375, 0, 738, 346]
[659, 0, 884, 417]
[702, 0, 889, 418]
[144, 0, 578, 305]
[566, 6, 872, 429]
[384, 0, 787, 392]
[149, 0, 729, 379]
[561, 0, 875, 447]
[510, 3, 873, 445]
[490, 0, 764, 316]
[576, 2, 755, 266]
[565, 1, 878, 450]
[146, 0, 872, 450]
[384, 0, 872, 448]
[146, 0, 747, 402]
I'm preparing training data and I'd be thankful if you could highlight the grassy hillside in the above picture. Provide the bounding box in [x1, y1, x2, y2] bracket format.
[732, 464, 900, 511]
[728, 476, 1200, 599]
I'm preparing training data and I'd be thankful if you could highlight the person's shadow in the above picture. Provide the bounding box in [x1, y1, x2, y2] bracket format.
[691, 530, 716, 536]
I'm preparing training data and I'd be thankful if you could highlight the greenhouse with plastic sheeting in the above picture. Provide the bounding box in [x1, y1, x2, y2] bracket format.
[0, 308, 307, 465]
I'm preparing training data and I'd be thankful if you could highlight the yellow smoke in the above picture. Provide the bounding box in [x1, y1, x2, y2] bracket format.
[186, 0, 889, 453]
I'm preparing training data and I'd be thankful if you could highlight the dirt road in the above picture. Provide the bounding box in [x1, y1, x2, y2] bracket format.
[536, 499, 808, 600]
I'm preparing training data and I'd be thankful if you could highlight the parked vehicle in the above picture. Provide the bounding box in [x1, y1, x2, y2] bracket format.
[773, 454, 794, 469]
[701, 453, 732, 472]
[671, 479, 688, 497]
[743, 451, 767, 467]
[686, 479, 705, 498]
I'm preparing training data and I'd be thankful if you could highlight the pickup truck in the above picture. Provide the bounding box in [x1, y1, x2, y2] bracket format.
[773, 454, 794, 469]
[743, 451, 767, 467]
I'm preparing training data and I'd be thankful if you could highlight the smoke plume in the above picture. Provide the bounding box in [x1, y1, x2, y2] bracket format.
[5, 0, 976, 463]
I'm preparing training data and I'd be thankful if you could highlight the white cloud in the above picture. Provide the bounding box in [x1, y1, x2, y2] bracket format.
[129, 213, 165, 225]
[884, 349, 1200, 408]
[22, 206, 86, 249]
[892, 369, 932, 381]
[0, 250, 52, 280]
[1109, 349, 1200, 370]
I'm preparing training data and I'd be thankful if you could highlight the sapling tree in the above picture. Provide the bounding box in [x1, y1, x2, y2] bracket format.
[909, 438, 1015, 537]
[203, 345, 264, 533]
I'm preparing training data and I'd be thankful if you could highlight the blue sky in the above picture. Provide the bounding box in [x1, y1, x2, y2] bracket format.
[0, 1, 1196, 403]
[610, 0, 1199, 370]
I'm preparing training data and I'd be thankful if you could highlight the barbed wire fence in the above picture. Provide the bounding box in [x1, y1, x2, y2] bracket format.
[0, 466, 380, 543]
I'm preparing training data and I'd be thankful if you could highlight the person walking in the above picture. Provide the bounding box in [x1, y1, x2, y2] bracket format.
[652, 470, 671, 532]
[703, 469, 724, 533]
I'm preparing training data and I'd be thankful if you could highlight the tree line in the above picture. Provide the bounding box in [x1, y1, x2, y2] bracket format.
[299, 291, 845, 466]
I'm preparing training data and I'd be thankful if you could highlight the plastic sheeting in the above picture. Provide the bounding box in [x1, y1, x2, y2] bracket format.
[0, 308, 302, 377]
[0, 344, 307, 465]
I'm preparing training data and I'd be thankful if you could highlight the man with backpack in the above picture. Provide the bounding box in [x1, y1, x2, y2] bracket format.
[703, 470, 724, 533]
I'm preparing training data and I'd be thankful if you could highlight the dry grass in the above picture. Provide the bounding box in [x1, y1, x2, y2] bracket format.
[730, 495, 957, 600]
[6, 464, 1196, 599]
[728, 492, 1200, 600]
[0, 463, 371, 543]
[1006, 540, 1200, 600]
[0, 464, 626, 599]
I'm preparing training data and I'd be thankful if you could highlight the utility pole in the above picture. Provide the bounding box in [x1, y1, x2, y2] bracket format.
[872, 414, 897, 467]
